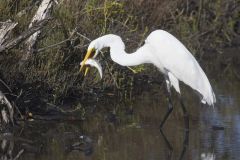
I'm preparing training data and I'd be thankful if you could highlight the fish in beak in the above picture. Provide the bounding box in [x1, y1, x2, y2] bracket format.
[80, 58, 103, 79]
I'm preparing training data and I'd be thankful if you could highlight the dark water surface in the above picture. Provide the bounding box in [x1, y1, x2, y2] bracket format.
[2, 79, 240, 160]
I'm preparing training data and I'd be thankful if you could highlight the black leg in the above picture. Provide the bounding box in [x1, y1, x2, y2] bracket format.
[179, 97, 189, 132]
[178, 96, 189, 160]
[160, 77, 173, 129]
[178, 130, 189, 160]
[160, 129, 173, 159]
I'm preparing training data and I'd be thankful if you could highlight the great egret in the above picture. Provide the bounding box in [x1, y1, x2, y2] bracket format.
[80, 30, 216, 128]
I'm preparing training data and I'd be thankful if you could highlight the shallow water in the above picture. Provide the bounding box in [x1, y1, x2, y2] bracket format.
[1, 79, 240, 160]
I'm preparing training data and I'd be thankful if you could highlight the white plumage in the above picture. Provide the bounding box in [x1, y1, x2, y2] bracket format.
[81, 30, 216, 106]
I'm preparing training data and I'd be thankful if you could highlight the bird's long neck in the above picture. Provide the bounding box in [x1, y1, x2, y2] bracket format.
[101, 35, 150, 66]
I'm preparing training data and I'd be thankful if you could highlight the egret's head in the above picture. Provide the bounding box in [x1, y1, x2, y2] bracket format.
[80, 34, 121, 75]
[80, 39, 103, 75]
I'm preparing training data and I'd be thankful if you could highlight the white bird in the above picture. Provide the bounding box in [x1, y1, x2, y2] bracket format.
[80, 30, 216, 128]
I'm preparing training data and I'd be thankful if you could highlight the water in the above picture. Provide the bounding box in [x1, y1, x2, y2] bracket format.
[1, 79, 240, 160]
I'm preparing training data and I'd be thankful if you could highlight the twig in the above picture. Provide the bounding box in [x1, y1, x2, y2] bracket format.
[233, 68, 240, 80]
[13, 149, 24, 160]
[46, 102, 82, 113]
[37, 29, 77, 52]
[37, 38, 70, 52]
[76, 32, 91, 41]
[13, 103, 24, 119]
[75, 44, 89, 49]
[0, 78, 12, 93]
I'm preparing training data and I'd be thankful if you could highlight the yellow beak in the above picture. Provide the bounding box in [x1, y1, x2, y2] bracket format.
[80, 48, 93, 76]
[84, 67, 90, 76]
[80, 48, 93, 72]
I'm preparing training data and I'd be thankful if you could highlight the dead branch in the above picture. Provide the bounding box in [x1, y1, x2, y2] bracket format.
[0, 91, 14, 124]
[0, 19, 50, 53]
[0, 20, 18, 46]
[0, 78, 12, 93]
[23, 0, 56, 60]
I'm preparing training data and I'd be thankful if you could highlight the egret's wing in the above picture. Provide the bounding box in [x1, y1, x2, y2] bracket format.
[168, 72, 180, 94]
[80, 58, 103, 79]
[146, 30, 216, 105]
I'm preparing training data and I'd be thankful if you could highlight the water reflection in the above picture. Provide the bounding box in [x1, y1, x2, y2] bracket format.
[2, 79, 240, 160]
[201, 153, 215, 160]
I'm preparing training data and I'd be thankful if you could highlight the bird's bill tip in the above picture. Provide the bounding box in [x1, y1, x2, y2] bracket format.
[84, 67, 90, 76]
[79, 63, 90, 77]
[80, 48, 93, 72]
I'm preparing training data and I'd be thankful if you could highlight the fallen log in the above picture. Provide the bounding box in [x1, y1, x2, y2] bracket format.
[0, 19, 50, 53]
[0, 20, 18, 46]
[23, 0, 56, 61]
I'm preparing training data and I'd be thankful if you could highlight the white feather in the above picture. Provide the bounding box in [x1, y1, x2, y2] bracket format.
[168, 72, 180, 93]
[87, 30, 216, 106]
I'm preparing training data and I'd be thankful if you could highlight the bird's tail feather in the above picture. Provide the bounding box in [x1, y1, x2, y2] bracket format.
[201, 86, 216, 106]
